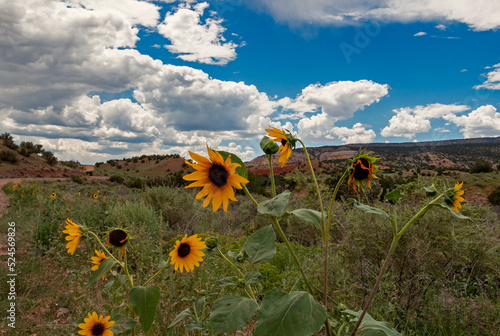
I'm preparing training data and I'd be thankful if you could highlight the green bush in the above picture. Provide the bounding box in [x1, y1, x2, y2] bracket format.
[487, 186, 500, 206]
[0, 150, 18, 163]
[470, 159, 493, 173]
[109, 175, 124, 184]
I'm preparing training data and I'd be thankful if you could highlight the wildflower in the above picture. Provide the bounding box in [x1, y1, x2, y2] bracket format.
[78, 192, 81, 197]
[183, 145, 249, 212]
[169, 234, 206, 273]
[347, 150, 378, 193]
[102, 196, 106, 200]
[106, 228, 129, 259]
[93, 193, 98, 199]
[445, 181, 465, 213]
[78, 311, 114, 336]
[91, 250, 113, 280]
[265, 126, 298, 168]
[51, 193, 56, 198]
[13, 184, 18, 190]
[62, 218, 82, 255]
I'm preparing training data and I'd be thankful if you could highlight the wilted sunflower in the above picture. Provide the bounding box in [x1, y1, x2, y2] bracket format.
[183, 145, 249, 212]
[445, 181, 465, 212]
[169, 234, 206, 273]
[62, 218, 82, 255]
[265, 126, 297, 168]
[106, 228, 129, 259]
[91, 250, 113, 280]
[78, 312, 114, 336]
[348, 151, 378, 193]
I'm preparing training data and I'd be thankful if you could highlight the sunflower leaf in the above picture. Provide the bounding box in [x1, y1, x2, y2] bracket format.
[348, 199, 391, 219]
[245, 271, 263, 284]
[288, 209, 326, 231]
[255, 289, 326, 336]
[342, 309, 402, 336]
[384, 188, 404, 204]
[257, 191, 291, 217]
[218, 150, 247, 179]
[129, 285, 161, 332]
[241, 225, 277, 267]
[209, 295, 259, 334]
[108, 314, 137, 335]
[216, 276, 239, 287]
[430, 203, 475, 223]
[167, 308, 194, 330]
[86, 258, 116, 288]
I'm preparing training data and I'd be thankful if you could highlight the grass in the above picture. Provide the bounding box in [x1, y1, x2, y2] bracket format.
[0, 173, 499, 335]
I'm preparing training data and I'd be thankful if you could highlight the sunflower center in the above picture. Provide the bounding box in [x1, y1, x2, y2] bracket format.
[91, 322, 105, 336]
[281, 139, 287, 146]
[178, 243, 191, 257]
[208, 164, 229, 187]
[108, 229, 128, 247]
[352, 158, 371, 180]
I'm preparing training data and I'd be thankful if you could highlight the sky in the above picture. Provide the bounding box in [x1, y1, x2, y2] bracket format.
[1, 0, 500, 164]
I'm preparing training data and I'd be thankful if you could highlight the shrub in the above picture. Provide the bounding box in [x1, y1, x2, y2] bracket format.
[470, 159, 493, 173]
[60, 160, 80, 169]
[488, 186, 500, 206]
[0, 132, 18, 149]
[0, 150, 18, 163]
[109, 175, 125, 184]
[42, 150, 58, 165]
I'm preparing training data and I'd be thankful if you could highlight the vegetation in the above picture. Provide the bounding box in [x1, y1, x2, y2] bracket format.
[470, 159, 494, 173]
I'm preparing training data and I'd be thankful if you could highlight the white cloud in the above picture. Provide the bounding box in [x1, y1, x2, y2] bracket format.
[435, 24, 447, 30]
[443, 105, 500, 138]
[158, 2, 239, 65]
[332, 123, 376, 144]
[381, 103, 469, 138]
[474, 63, 500, 90]
[245, 0, 500, 31]
[414, 32, 427, 36]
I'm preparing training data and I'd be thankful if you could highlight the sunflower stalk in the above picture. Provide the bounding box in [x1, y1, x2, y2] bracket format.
[216, 247, 257, 302]
[142, 257, 170, 287]
[88, 231, 123, 268]
[268, 154, 276, 197]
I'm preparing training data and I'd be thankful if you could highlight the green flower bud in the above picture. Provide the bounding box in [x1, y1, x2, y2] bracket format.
[237, 278, 246, 288]
[236, 252, 245, 263]
[260, 136, 279, 155]
[205, 236, 218, 249]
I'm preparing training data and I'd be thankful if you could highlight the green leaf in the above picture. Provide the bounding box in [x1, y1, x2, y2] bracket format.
[86, 258, 116, 288]
[289, 209, 325, 231]
[384, 189, 404, 204]
[423, 185, 438, 196]
[255, 289, 327, 336]
[129, 285, 161, 332]
[219, 151, 247, 179]
[245, 271, 263, 284]
[430, 203, 475, 223]
[257, 191, 291, 217]
[157, 259, 169, 270]
[342, 309, 402, 336]
[241, 225, 277, 266]
[209, 296, 259, 334]
[348, 199, 391, 219]
[216, 276, 238, 287]
[167, 308, 193, 330]
[227, 250, 239, 259]
[108, 314, 137, 334]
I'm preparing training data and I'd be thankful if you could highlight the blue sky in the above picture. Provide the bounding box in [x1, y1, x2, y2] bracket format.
[1, 0, 500, 163]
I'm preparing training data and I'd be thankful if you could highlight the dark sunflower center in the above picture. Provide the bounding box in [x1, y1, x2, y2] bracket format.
[178, 243, 191, 257]
[281, 138, 288, 146]
[108, 229, 128, 247]
[208, 164, 229, 187]
[352, 158, 371, 181]
[91, 322, 105, 336]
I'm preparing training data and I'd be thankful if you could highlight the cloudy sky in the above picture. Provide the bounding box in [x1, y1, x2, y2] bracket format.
[1, 0, 500, 163]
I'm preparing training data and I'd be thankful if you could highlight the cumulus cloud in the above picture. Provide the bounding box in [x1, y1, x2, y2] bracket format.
[474, 64, 500, 90]
[381, 103, 469, 138]
[244, 0, 500, 31]
[443, 105, 500, 138]
[158, 2, 239, 65]
[414, 32, 427, 36]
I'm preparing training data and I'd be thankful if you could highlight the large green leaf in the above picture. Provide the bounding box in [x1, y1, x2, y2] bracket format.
[244, 271, 263, 284]
[255, 289, 326, 336]
[384, 188, 404, 204]
[289, 209, 325, 231]
[216, 276, 238, 287]
[167, 308, 193, 330]
[108, 314, 137, 334]
[241, 225, 276, 266]
[257, 191, 290, 217]
[209, 296, 259, 334]
[218, 151, 247, 179]
[430, 203, 474, 222]
[86, 258, 116, 288]
[342, 309, 402, 336]
[129, 285, 161, 332]
[348, 199, 391, 219]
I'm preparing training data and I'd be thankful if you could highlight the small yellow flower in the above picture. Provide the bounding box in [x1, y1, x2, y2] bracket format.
[265, 126, 297, 168]
[51, 193, 56, 198]
[78, 311, 115, 336]
[446, 181, 465, 212]
[91, 250, 113, 280]
[93, 193, 98, 199]
[62, 218, 82, 255]
[170, 234, 206, 273]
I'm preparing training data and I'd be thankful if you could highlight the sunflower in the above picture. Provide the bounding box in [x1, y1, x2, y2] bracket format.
[78, 312, 114, 336]
[62, 218, 82, 255]
[169, 234, 206, 273]
[348, 151, 378, 193]
[445, 181, 465, 212]
[183, 145, 249, 212]
[91, 250, 113, 280]
[51, 193, 56, 198]
[93, 193, 98, 199]
[265, 126, 297, 168]
[106, 228, 129, 259]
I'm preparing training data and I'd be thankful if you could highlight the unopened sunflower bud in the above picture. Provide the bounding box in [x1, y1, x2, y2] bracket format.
[205, 236, 218, 249]
[236, 252, 245, 263]
[423, 184, 438, 196]
[260, 136, 280, 155]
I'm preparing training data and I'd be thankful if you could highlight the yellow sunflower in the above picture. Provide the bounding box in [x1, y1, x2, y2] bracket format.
[265, 126, 296, 168]
[93, 193, 98, 199]
[91, 250, 113, 280]
[78, 311, 114, 336]
[62, 218, 82, 255]
[169, 234, 206, 273]
[183, 145, 249, 212]
[446, 181, 465, 212]
[51, 193, 56, 198]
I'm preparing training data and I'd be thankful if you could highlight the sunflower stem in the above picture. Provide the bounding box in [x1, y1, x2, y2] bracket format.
[123, 247, 134, 290]
[242, 184, 258, 207]
[267, 154, 276, 197]
[142, 257, 170, 287]
[216, 247, 257, 302]
[88, 231, 123, 268]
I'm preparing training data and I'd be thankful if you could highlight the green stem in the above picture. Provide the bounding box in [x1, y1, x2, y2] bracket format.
[268, 154, 276, 197]
[216, 247, 257, 302]
[326, 170, 348, 235]
[242, 184, 258, 207]
[123, 247, 134, 290]
[88, 231, 123, 267]
[397, 194, 443, 238]
[142, 257, 170, 287]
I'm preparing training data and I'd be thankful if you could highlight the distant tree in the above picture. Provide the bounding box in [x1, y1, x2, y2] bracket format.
[488, 186, 500, 206]
[0, 133, 18, 150]
[470, 159, 493, 173]
[0, 150, 18, 163]
[18, 141, 38, 157]
[42, 150, 58, 165]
